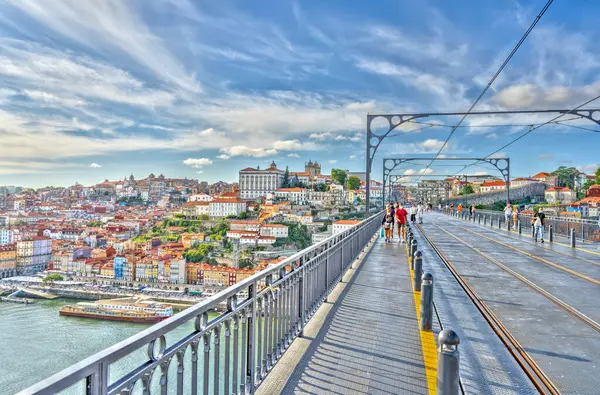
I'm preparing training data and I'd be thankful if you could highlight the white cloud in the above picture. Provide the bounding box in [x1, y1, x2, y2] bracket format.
[89, 163, 102, 168]
[328, 160, 338, 164]
[421, 139, 446, 150]
[217, 155, 231, 160]
[538, 154, 554, 160]
[349, 154, 357, 159]
[8, 0, 200, 93]
[486, 133, 498, 140]
[273, 140, 302, 150]
[403, 168, 435, 176]
[577, 164, 598, 173]
[288, 153, 300, 158]
[488, 153, 507, 159]
[220, 146, 278, 158]
[196, 170, 204, 174]
[183, 158, 213, 168]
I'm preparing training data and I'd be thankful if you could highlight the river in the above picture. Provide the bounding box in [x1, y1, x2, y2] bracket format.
[0, 298, 224, 394]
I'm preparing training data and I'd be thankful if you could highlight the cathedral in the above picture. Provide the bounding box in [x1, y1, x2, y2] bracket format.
[305, 160, 321, 178]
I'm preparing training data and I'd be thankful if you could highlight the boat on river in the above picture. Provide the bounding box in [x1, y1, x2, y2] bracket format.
[59, 297, 173, 323]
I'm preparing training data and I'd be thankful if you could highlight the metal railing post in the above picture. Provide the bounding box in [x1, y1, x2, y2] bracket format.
[413, 251, 423, 292]
[411, 239, 418, 269]
[498, 218, 501, 229]
[420, 273, 433, 331]
[518, 220, 522, 235]
[570, 228, 576, 248]
[549, 225, 553, 242]
[246, 283, 257, 394]
[437, 330, 460, 395]
[478, 214, 481, 225]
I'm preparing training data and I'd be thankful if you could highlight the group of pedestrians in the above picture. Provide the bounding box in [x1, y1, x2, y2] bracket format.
[381, 202, 425, 243]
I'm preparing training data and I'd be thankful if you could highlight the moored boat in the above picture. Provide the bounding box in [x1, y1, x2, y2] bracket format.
[59, 297, 173, 323]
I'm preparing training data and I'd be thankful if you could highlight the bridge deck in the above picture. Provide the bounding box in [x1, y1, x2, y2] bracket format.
[259, 235, 434, 395]
[418, 212, 600, 394]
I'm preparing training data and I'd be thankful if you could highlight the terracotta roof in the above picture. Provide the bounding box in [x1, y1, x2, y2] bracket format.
[532, 172, 551, 178]
[183, 201, 209, 207]
[512, 177, 538, 181]
[545, 186, 572, 192]
[334, 220, 361, 225]
[290, 172, 311, 177]
[481, 180, 506, 187]
[276, 188, 306, 192]
[261, 224, 287, 228]
[210, 199, 246, 203]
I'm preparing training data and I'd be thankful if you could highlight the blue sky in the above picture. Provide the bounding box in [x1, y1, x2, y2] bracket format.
[1, 0, 599, 187]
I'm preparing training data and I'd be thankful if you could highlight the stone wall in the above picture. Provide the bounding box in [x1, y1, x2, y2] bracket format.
[445, 183, 548, 206]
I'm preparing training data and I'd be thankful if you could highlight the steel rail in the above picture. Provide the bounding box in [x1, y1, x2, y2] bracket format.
[444, 220, 600, 285]
[451, 216, 600, 268]
[430, 223, 600, 334]
[415, 223, 560, 394]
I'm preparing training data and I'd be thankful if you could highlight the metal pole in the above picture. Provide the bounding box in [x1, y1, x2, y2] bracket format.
[420, 273, 434, 331]
[437, 330, 460, 395]
[411, 239, 418, 270]
[518, 220, 522, 235]
[365, 133, 371, 213]
[413, 251, 423, 292]
[570, 228, 576, 248]
[532, 225, 535, 239]
[549, 225, 553, 242]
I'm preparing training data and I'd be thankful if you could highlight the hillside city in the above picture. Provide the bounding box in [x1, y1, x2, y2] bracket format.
[1, 160, 599, 295]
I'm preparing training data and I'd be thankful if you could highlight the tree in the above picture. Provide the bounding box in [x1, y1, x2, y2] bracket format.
[239, 212, 248, 219]
[346, 176, 361, 191]
[282, 166, 290, 188]
[460, 184, 474, 195]
[43, 273, 64, 283]
[552, 166, 578, 189]
[596, 167, 600, 184]
[331, 168, 347, 186]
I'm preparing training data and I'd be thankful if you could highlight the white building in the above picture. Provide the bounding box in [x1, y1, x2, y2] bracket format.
[239, 162, 285, 200]
[545, 187, 577, 204]
[480, 180, 507, 193]
[209, 199, 247, 218]
[169, 258, 187, 284]
[332, 220, 361, 235]
[182, 201, 210, 218]
[260, 224, 289, 238]
[0, 228, 13, 245]
[510, 178, 541, 188]
[188, 193, 213, 202]
[275, 188, 307, 205]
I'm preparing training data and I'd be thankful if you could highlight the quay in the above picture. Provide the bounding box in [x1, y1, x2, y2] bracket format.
[0, 296, 35, 304]
[18, 212, 600, 394]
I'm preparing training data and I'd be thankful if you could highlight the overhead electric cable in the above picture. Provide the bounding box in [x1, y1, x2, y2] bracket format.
[415, 0, 554, 183]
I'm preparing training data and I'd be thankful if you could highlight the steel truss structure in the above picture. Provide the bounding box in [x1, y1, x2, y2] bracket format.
[381, 157, 510, 205]
[365, 109, 600, 211]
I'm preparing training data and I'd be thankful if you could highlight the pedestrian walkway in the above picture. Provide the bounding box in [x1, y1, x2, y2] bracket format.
[258, 235, 435, 395]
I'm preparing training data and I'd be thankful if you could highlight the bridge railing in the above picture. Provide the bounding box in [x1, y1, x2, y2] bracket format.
[451, 209, 600, 242]
[19, 212, 382, 395]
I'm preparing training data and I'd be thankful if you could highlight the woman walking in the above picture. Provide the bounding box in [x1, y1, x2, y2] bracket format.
[382, 208, 394, 243]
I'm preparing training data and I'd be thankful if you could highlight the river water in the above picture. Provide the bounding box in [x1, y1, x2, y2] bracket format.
[0, 298, 225, 394]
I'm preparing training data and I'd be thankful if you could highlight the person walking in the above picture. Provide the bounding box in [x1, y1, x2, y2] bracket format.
[457, 204, 463, 217]
[534, 207, 546, 243]
[382, 208, 394, 243]
[504, 203, 512, 227]
[512, 206, 519, 230]
[410, 203, 417, 222]
[468, 205, 474, 219]
[395, 203, 409, 242]
[417, 202, 424, 224]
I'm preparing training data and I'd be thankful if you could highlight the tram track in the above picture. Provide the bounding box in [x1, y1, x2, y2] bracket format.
[463, 219, 600, 267]
[439, 219, 600, 285]
[415, 221, 600, 395]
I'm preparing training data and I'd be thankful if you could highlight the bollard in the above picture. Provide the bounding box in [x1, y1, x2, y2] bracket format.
[549, 225, 553, 242]
[531, 225, 535, 239]
[411, 240, 418, 269]
[478, 215, 481, 225]
[437, 330, 460, 395]
[518, 220, 522, 235]
[420, 273, 433, 331]
[570, 228, 576, 248]
[507, 219, 511, 232]
[498, 218, 501, 229]
[413, 251, 423, 291]
[483, 216, 487, 226]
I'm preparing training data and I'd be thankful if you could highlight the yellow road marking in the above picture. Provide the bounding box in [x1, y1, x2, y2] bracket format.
[406, 250, 437, 395]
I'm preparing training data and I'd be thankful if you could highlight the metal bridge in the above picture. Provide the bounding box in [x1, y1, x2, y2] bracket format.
[18, 211, 600, 394]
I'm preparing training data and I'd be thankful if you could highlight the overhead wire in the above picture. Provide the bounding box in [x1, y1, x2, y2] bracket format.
[414, 0, 554, 183]
[454, 95, 600, 175]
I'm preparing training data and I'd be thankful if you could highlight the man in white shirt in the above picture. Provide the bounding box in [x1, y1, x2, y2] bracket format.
[504, 203, 512, 226]
[417, 202, 424, 224]
[410, 204, 417, 222]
